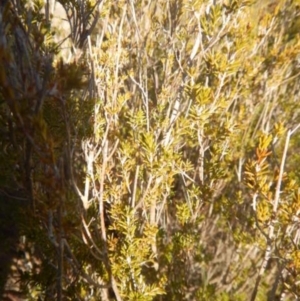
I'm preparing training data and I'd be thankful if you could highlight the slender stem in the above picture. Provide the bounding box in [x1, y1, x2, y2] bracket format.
[251, 124, 300, 301]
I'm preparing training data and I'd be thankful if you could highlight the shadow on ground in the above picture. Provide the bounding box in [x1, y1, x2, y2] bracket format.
[0, 193, 29, 301]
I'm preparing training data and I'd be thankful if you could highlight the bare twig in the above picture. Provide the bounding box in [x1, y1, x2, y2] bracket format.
[251, 124, 300, 301]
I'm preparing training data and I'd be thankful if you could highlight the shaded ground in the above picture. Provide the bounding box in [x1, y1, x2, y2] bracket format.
[0, 193, 28, 301]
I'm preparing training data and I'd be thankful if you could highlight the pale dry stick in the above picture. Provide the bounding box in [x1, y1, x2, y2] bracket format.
[274, 124, 300, 212]
[150, 199, 156, 226]
[220, 138, 230, 161]
[211, 72, 227, 110]
[129, 74, 148, 99]
[145, 168, 168, 225]
[82, 141, 94, 210]
[58, 92, 93, 211]
[78, 140, 101, 210]
[99, 140, 108, 242]
[250, 124, 300, 301]
[224, 67, 244, 114]
[86, 134, 118, 210]
[174, 14, 196, 71]
[163, 6, 231, 147]
[71, 176, 89, 210]
[44, 0, 51, 25]
[276, 70, 300, 88]
[98, 140, 123, 301]
[262, 98, 276, 134]
[162, 82, 184, 147]
[189, 22, 202, 62]
[96, 7, 110, 48]
[250, 17, 276, 58]
[161, 24, 198, 146]
[112, 4, 127, 109]
[128, 0, 141, 41]
[251, 193, 270, 239]
[197, 129, 205, 184]
[162, 74, 178, 127]
[131, 165, 139, 209]
[202, 12, 232, 56]
[250, 240, 272, 301]
[151, 65, 160, 105]
[141, 66, 150, 132]
[87, 35, 97, 99]
[173, 43, 191, 119]
[248, 94, 271, 142]
[91, 29, 109, 99]
[139, 167, 159, 269]
[129, 74, 150, 131]
[58, 118, 85, 210]
[85, 242, 103, 262]
[134, 174, 154, 213]
[272, 59, 295, 87]
[162, 46, 174, 85]
[165, 0, 172, 35]
[106, 140, 119, 161]
[95, 120, 111, 160]
[81, 214, 103, 257]
[86, 32, 104, 156]
[236, 157, 245, 183]
[179, 168, 196, 185]
[196, 9, 205, 55]
[179, 173, 194, 215]
[156, 192, 169, 225]
[124, 170, 132, 194]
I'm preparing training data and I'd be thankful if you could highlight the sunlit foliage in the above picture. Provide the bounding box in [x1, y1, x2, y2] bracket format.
[1, 0, 300, 300]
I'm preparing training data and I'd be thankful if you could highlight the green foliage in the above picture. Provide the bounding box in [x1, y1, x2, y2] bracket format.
[2, 0, 300, 300]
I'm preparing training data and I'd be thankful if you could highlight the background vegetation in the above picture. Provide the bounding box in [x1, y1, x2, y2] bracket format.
[1, 0, 300, 300]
